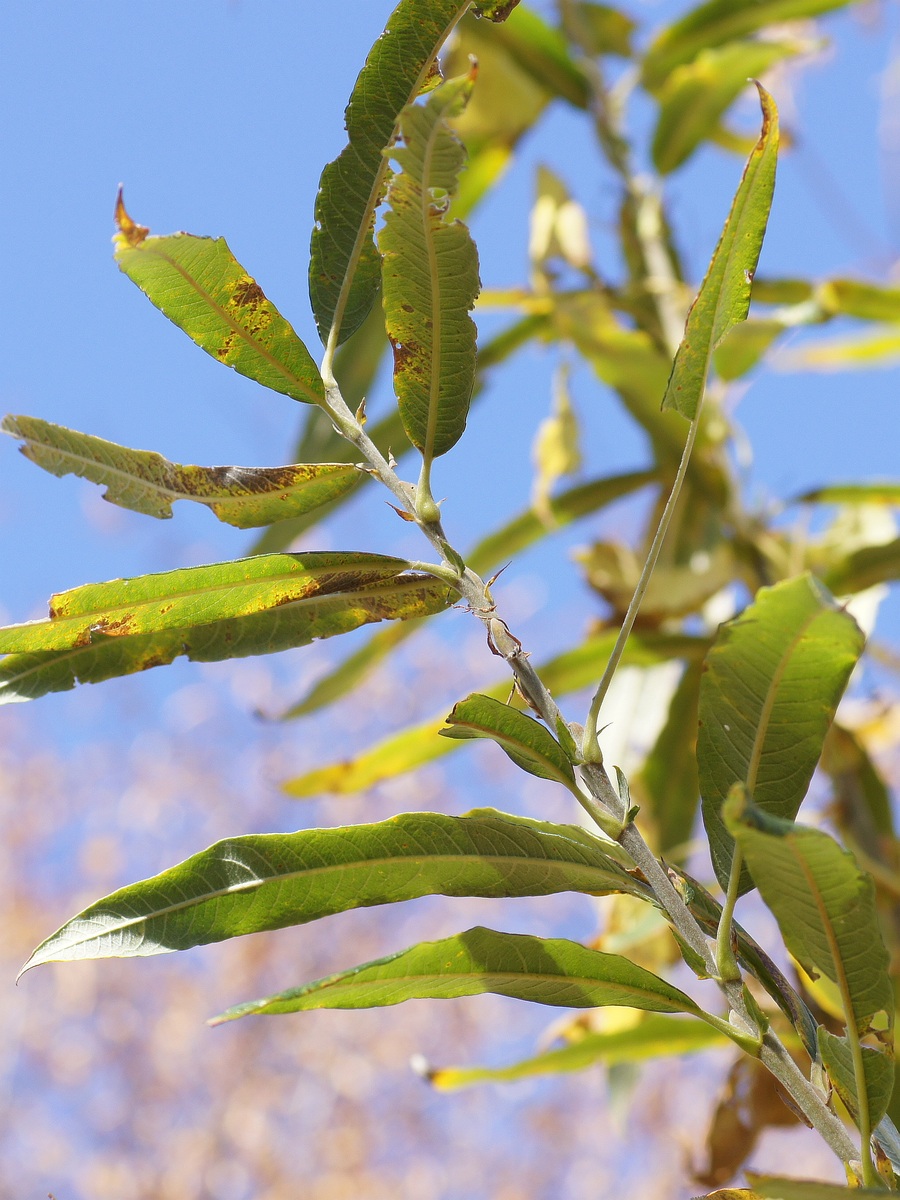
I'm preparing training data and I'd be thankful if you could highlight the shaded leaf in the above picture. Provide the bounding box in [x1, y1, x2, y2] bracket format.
[713, 318, 785, 381]
[727, 797, 894, 1127]
[818, 278, 900, 321]
[440, 693, 579, 790]
[0, 554, 448, 702]
[824, 538, 900, 596]
[211, 925, 711, 1022]
[381, 70, 480, 464]
[2, 415, 359, 529]
[642, 0, 861, 91]
[428, 1012, 727, 1088]
[653, 40, 803, 175]
[531, 364, 583, 523]
[20, 810, 641, 973]
[283, 629, 707, 795]
[484, 5, 590, 108]
[699, 573, 864, 893]
[749, 1177, 890, 1199]
[818, 1028, 894, 1129]
[662, 85, 779, 420]
[113, 193, 324, 405]
[778, 327, 900, 372]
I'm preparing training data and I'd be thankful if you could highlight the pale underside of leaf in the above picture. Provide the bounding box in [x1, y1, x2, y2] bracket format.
[2, 415, 359, 528]
[19, 810, 642, 973]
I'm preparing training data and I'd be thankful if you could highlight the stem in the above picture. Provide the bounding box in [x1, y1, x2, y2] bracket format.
[317, 368, 862, 1175]
[715, 850, 745, 983]
[582, 412, 700, 762]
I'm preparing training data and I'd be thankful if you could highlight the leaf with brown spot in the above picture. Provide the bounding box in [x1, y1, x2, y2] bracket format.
[0, 553, 450, 702]
[114, 191, 324, 405]
[2, 414, 360, 529]
[381, 69, 481, 464]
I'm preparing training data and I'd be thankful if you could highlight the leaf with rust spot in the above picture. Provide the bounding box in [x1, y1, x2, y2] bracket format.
[0, 553, 450, 702]
[2, 414, 360, 529]
[114, 191, 324, 405]
[381, 69, 481, 463]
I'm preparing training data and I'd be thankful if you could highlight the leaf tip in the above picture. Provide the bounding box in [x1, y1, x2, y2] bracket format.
[114, 186, 149, 250]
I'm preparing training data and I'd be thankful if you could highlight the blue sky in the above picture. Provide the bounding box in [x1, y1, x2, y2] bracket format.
[1, 1, 899, 721]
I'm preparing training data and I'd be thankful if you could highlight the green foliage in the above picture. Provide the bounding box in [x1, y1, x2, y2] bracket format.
[6, 0, 900, 1190]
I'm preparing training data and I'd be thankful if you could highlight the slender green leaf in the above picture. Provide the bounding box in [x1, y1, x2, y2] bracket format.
[381, 70, 480, 463]
[2, 415, 359, 529]
[0, 554, 449, 702]
[428, 1012, 727, 1088]
[283, 630, 707, 795]
[20, 810, 642, 974]
[642, 0, 862, 91]
[441, 693, 579, 790]
[818, 278, 900, 321]
[564, 3, 635, 58]
[210, 926, 709, 1022]
[662, 84, 779, 419]
[308, 0, 518, 347]
[113, 193, 323, 405]
[824, 537, 900, 596]
[699, 573, 864, 893]
[798, 483, 900, 506]
[727, 796, 894, 1127]
[483, 5, 590, 108]
[750, 1176, 890, 1199]
[779, 326, 900, 372]
[818, 1028, 895, 1129]
[653, 41, 803, 174]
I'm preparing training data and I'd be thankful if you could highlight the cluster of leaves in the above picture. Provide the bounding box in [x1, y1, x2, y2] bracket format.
[6, 0, 900, 1195]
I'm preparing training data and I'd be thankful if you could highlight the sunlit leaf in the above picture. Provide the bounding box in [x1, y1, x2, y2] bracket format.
[699, 573, 863, 893]
[824, 537, 900, 596]
[531, 364, 583, 523]
[428, 1012, 727, 1088]
[2, 415, 359, 528]
[713, 318, 785, 380]
[727, 795, 894, 1127]
[20, 810, 641, 973]
[798, 483, 900, 507]
[0, 554, 448, 702]
[113, 193, 324, 405]
[283, 629, 707, 795]
[662, 85, 779, 420]
[642, 0, 861, 92]
[779, 327, 900, 372]
[381, 69, 480, 465]
[818, 278, 900, 321]
[441, 693, 579, 790]
[653, 41, 803, 174]
[210, 926, 713, 1022]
